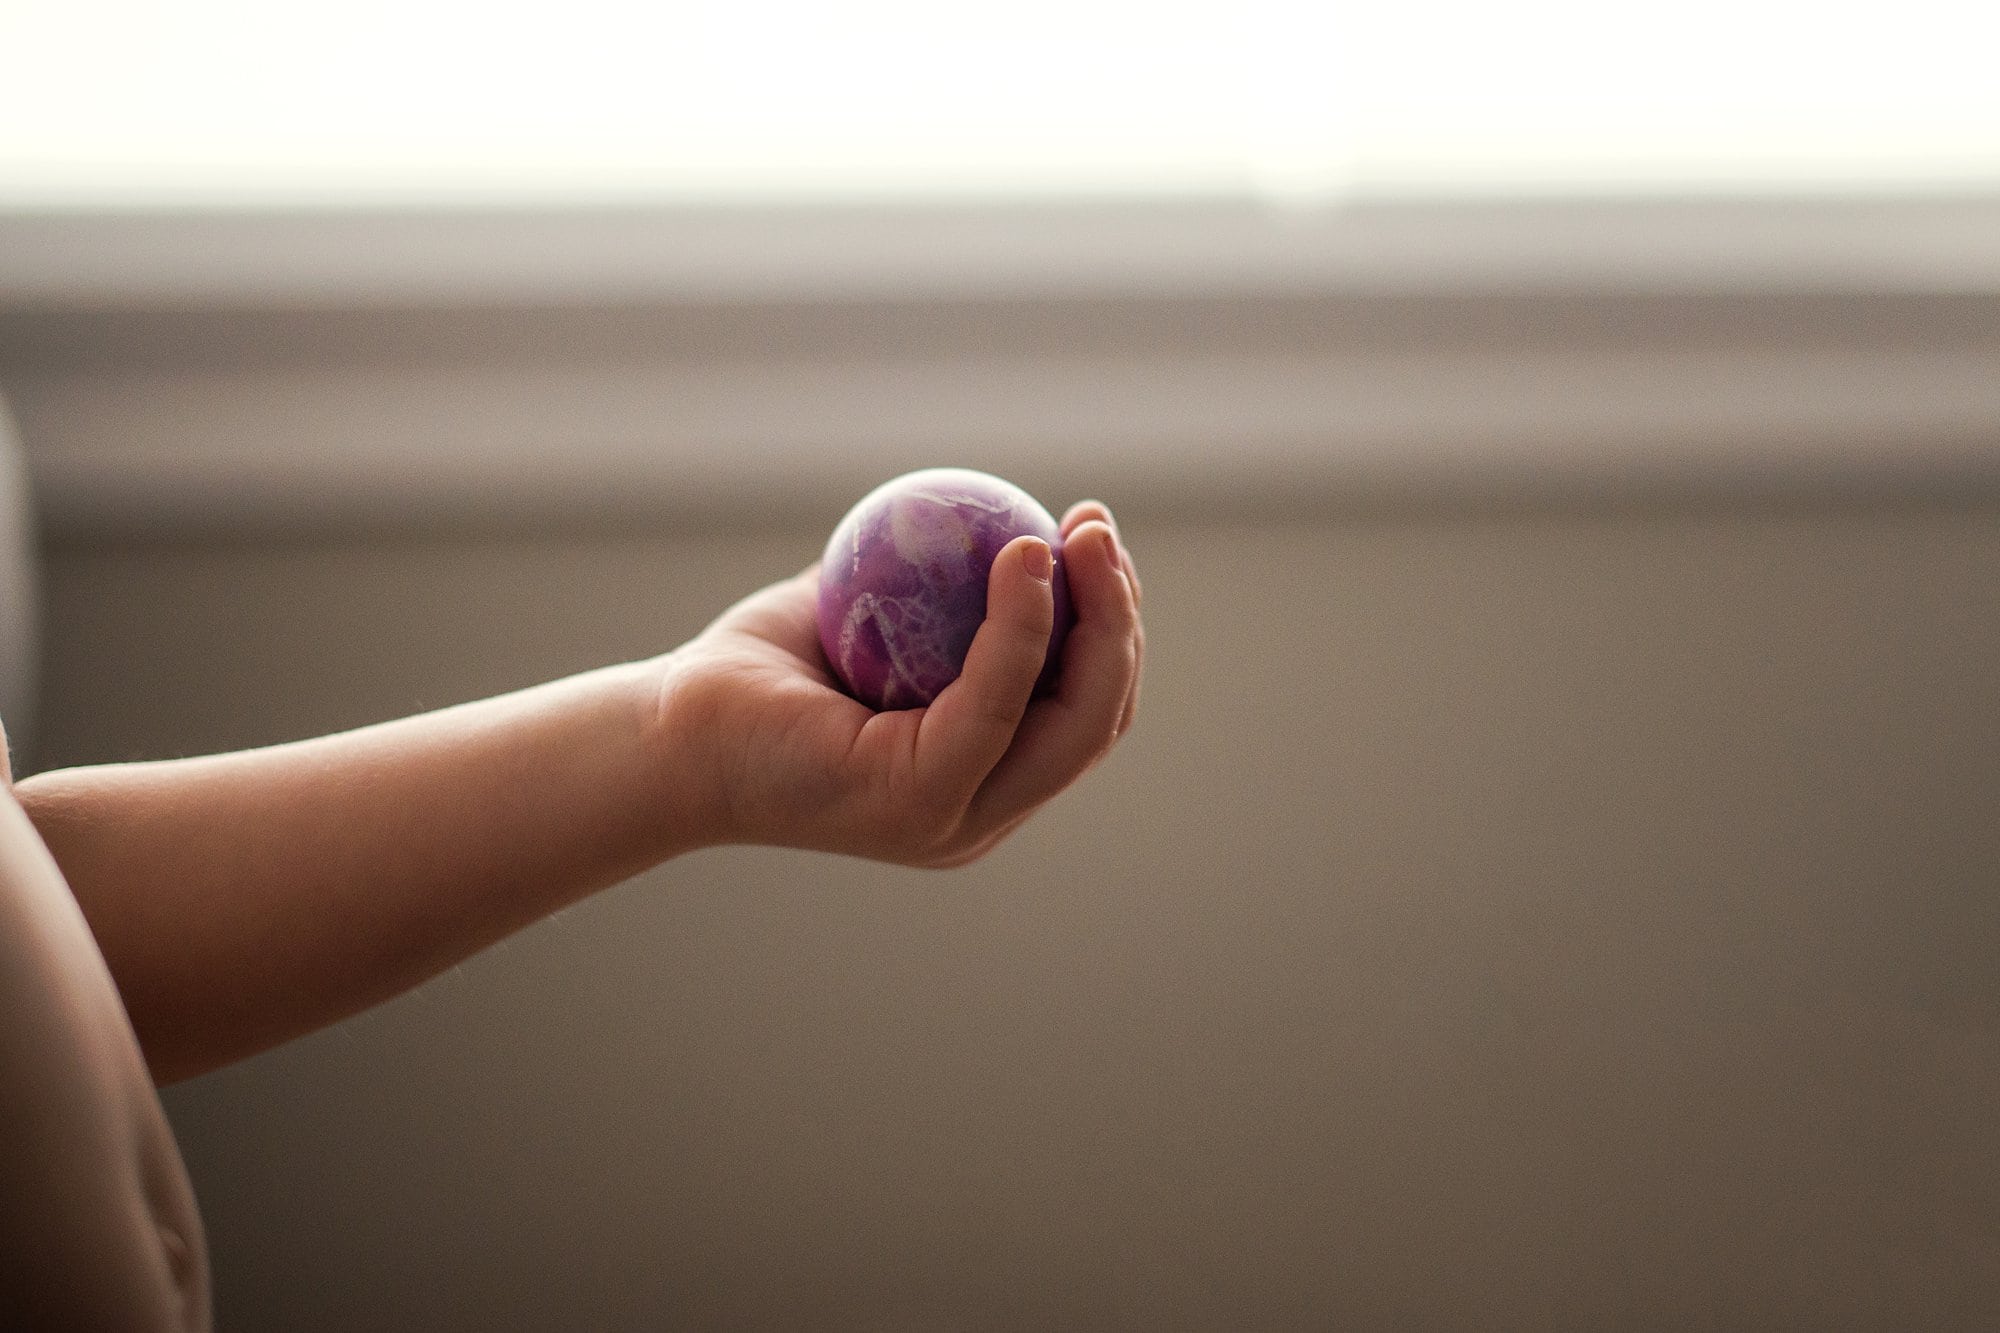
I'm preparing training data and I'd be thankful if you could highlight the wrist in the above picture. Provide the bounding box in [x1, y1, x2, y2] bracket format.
[637, 647, 734, 857]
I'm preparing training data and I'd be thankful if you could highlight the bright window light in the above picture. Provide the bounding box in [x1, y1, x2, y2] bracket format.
[1, 0, 1996, 207]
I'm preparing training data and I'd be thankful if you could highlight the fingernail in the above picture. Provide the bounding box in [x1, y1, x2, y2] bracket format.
[1024, 539, 1053, 583]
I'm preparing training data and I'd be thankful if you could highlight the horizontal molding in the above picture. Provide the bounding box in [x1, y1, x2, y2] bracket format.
[4, 199, 1999, 540]
[14, 325, 2000, 541]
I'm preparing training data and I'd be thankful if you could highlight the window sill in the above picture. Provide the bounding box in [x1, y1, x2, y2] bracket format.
[3, 196, 1998, 542]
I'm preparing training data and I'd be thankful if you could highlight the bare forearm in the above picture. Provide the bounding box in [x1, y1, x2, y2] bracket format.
[17, 658, 692, 1083]
[13, 505, 1143, 1086]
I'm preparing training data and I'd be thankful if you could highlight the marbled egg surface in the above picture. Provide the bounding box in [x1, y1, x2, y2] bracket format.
[816, 468, 1073, 710]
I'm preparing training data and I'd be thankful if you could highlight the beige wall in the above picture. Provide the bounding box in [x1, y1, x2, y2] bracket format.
[31, 500, 2000, 1329]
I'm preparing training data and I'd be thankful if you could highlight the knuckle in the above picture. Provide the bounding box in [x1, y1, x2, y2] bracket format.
[910, 823, 974, 868]
[912, 775, 970, 828]
[923, 824, 1010, 869]
[1012, 590, 1056, 639]
[969, 683, 1029, 731]
[922, 843, 984, 870]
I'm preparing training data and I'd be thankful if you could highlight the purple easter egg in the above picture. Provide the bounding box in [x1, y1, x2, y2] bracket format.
[817, 468, 1074, 711]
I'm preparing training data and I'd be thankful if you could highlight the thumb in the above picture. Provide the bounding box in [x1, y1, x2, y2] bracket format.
[912, 535, 1056, 804]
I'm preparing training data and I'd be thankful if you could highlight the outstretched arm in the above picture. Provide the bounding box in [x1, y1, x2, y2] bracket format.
[17, 506, 1141, 1084]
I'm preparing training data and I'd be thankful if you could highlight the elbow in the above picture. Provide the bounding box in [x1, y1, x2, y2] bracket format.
[155, 1217, 212, 1333]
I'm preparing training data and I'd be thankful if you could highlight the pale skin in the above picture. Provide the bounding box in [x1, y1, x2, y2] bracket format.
[0, 504, 1144, 1332]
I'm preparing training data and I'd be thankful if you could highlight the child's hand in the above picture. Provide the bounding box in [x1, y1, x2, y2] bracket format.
[659, 503, 1144, 866]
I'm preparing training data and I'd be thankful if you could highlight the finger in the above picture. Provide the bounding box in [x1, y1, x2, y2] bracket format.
[1119, 537, 1142, 606]
[921, 808, 1035, 869]
[1117, 540, 1144, 731]
[1063, 500, 1140, 604]
[913, 535, 1057, 806]
[1120, 607, 1145, 737]
[966, 521, 1137, 828]
[1061, 499, 1113, 540]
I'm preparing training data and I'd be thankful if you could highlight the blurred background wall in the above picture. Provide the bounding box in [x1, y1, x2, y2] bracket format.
[18, 495, 2000, 1329]
[4, 202, 1997, 1327]
[4, 1, 2000, 1326]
